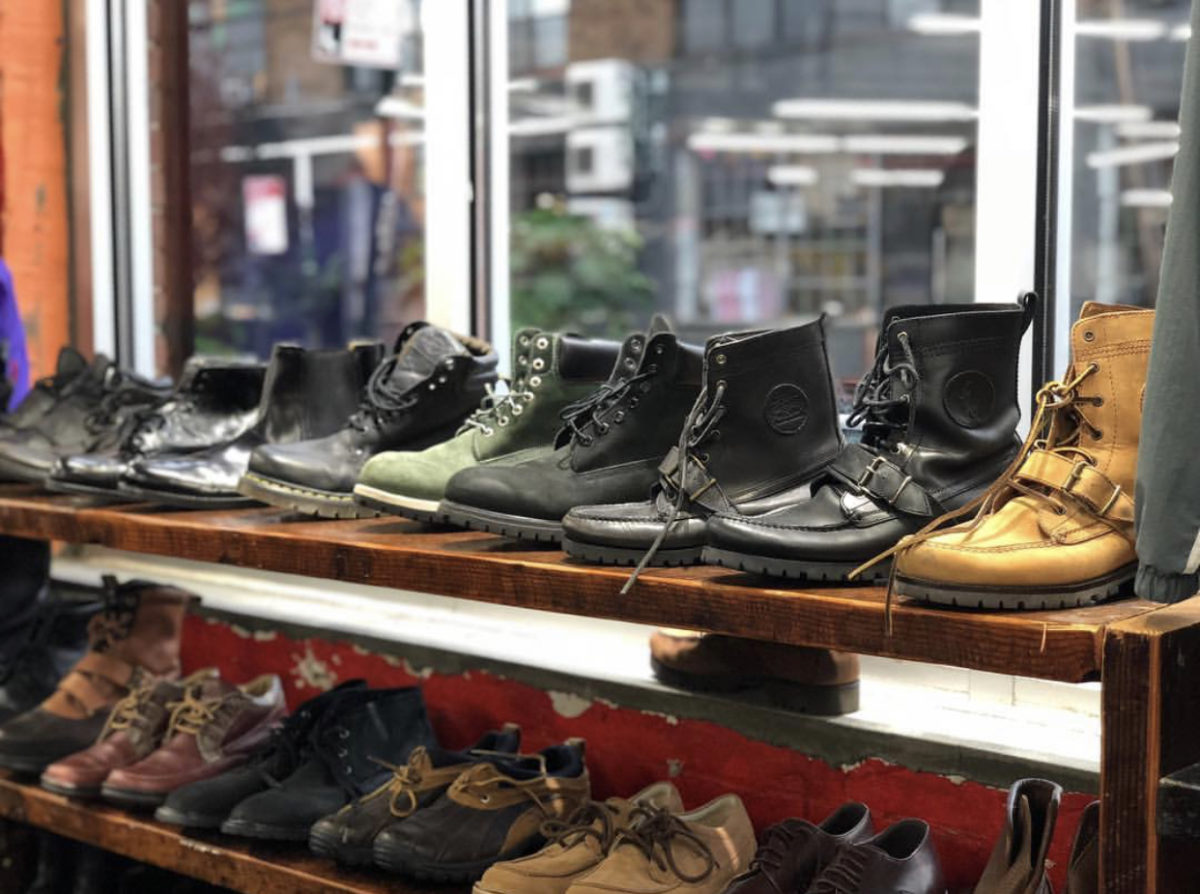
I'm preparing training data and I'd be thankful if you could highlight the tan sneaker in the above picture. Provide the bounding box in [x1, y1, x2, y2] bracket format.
[475, 782, 683, 894]
[566, 794, 756, 894]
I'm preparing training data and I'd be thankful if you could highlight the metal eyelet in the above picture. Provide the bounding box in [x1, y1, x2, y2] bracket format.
[483, 427, 495, 436]
[339, 729, 349, 739]
[530, 375, 542, 387]
[444, 358, 456, 369]
[535, 337, 549, 350]
[614, 411, 626, 423]
[624, 358, 636, 369]
[655, 344, 664, 355]
[518, 355, 528, 366]
[498, 417, 510, 426]
[1092, 429, 1103, 440]
[715, 354, 727, 365]
[337, 747, 348, 757]
[519, 335, 530, 347]
[532, 358, 546, 371]
[480, 794, 491, 804]
[1083, 330, 1095, 342]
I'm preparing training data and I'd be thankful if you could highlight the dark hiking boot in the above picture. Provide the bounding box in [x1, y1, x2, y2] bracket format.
[240, 323, 498, 518]
[440, 318, 702, 543]
[0, 593, 99, 726]
[561, 318, 843, 569]
[309, 724, 522, 866]
[0, 347, 90, 438]
[704, 299, 1033, 582]
[121, 343, 383, 508]
[48, 358, 265, 497]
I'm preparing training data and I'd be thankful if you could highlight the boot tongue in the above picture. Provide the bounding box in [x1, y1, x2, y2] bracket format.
[388, 325, 467, 392]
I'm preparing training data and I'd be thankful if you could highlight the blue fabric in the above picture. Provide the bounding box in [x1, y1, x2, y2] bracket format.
[0, 260, 30, 411]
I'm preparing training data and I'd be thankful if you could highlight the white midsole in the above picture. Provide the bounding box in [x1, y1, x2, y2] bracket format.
[353, 484, 440, 513]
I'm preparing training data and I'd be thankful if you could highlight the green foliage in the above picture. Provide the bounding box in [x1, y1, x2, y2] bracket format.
[509, 204, 656, 336]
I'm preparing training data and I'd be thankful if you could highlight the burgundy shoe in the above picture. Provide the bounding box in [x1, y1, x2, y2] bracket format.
[100, 673, 286, 808]
[40, 669, 218, 798]
[807, 819, 945, 894]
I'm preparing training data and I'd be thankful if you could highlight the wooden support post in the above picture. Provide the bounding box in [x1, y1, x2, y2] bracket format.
[1102, 598, 1200, 893]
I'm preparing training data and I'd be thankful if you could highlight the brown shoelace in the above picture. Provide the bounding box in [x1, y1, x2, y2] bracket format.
[739, 822, 820, 894]
[167, 687, 238, 737]
[541, 799, 622, 852]
[99, 681, 160, 739]
[615, 805, 716, 884]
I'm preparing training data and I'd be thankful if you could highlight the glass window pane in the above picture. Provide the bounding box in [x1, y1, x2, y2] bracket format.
[504, 0, 981, 389]
[187, 0, 426, 357]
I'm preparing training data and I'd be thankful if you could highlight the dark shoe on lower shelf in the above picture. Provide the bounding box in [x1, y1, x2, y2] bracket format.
[806, 819, 945, 894]
[974, 778, 1062, 894]
[649, 629, 860, 716]
[220, 686, 435, 841]
[309, 724, 522, 866]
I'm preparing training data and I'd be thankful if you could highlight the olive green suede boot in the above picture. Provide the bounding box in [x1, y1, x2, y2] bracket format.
[354, 329, 620, 521]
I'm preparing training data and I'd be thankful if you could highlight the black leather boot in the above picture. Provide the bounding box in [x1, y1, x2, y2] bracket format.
[0, 357, 170, 484]
[239, 323, 499, 518]
[48, 358, 265, 497]
[703, 299, 1033, 581]
[439, 318, 703, 542]
[0, 347, 90, 438]
[561, 318, 843, 567]
[120, 343, 383, 508]
[220, 686, 435, 841]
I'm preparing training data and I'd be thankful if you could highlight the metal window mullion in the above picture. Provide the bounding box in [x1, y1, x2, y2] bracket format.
[123, 0, 157, 375]
[85, 0, 116, 357]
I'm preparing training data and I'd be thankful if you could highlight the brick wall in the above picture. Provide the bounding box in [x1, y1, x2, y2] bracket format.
[569, 0, 677, 64]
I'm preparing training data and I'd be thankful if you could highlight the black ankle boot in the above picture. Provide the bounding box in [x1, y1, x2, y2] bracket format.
[120, 343, 383, 507]
[0, 357, 170, 484]
[438, 317, 703, 542]
[0, 347, 89, 438]
[561, 318, 843, 567]
[239, 323, 499, 518]
[48, 358, 265, 497]
[703, 299, 1034, 581]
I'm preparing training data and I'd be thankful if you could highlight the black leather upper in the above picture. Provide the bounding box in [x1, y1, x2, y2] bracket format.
[808, 819, 945, 894]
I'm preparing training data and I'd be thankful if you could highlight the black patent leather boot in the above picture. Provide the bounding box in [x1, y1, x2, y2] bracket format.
[239, 323, 498, 518]
[562, 318, 843, 567]
[439, 317, 703, 542]
[47, 358, 265, 497]
[120, 343, 383, 508]
[703, 299, 1034, 581]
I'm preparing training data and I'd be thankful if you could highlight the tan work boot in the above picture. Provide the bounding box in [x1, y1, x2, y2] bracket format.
[650, 629, 859, 715]
[887, 303, 1154, 610]
[974, 778, 1061, 894]
[566, 794, 756, 894]
[475, 781, 684, 894]
[0, 577, 191, 774]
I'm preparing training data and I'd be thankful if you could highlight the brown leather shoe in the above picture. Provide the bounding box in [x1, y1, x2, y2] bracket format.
[40, 668, 218, 798]
[649, 630, 859, 715]
[1066, 802, 1098, 894]
[974, 779, 1061, 894]
[724, 802, 873, 894]
[565, 794, 757, 894]
[0, 578, 191, 774]
[475, 781, 684, 894]
[806, 819, 945, 894]
[100, 673, 286, 808]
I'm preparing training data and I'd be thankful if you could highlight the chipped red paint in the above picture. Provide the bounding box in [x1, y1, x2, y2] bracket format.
[182, 615, 1096, 891]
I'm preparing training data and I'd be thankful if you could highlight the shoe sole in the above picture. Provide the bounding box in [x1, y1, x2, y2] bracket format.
[153, 804, 227, 829]
[894, 562, 1138, 611]
[562, 536, 703, 567]
[353, 485, 446, 523]
[308, 824, 375, 866]
[43, 478, 129, 499]
[116, 481, 258, 510]
[650, 657, 860, 715]
[438, 501, 563, 544]
[701, 547, 892, 584]
[0, 753, 54, 775]
[0, 453, 51, 485]
[373, 842, 520, 884]
[237, 472, 381, 520]
[220, 817, 313, 841]
[39, 778, 102, 799]
[100, 785, 169, 809]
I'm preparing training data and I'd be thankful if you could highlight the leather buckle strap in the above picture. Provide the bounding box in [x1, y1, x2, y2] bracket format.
[829, 444, 937, 517]
[1015, 449, 1134, 522]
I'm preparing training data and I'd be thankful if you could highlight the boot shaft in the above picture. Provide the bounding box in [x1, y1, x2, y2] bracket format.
[314, 687, 434, 789]
[89, 580, 191, 679]
[256, 343, 385, 443]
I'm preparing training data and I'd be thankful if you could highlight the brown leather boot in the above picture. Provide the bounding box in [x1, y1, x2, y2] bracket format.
[0, 577, 191, 774]
[888, 303, 1154, 610]
[974, 778, 1062, 894]
[649, 629, 859, 715]
[1066, 802, 1099, 894]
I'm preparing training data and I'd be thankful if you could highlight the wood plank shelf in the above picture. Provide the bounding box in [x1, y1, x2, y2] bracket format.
[0, 774, 455, 894]
[0, 485, 1162, 683]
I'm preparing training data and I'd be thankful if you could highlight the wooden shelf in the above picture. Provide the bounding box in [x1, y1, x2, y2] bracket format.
[0, 774, 454, 894]
[0, 485, 1162, 683]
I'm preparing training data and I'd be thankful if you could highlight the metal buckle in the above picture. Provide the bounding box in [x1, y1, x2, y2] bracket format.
[891, 475, 913, 504]
[1062, 460, 1090, 493]
[857, 456, 886, 490]
[1099, 484, 1122, 516]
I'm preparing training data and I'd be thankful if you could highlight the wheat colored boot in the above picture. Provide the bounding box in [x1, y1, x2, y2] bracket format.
[0, 577, 191, 774]
[889, 303, 1153, 610]
[974, 778, 1061, 894]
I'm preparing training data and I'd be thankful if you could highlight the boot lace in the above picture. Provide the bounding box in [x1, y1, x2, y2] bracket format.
[622, 377, 727, 593]
[847, 331, 919, 447]
[89, 577, 139, 653]
[541, 799, 621, 851]
[737, 822, 819, 894]
[459, 378, 537, 438]
[84, 376, 164, 435]
[560, 367, 657, 448]
[366, 746, 435, 817]
[448, 755, 561, 814]
[809, 846, 868, 894]
[347, 356, 423, 432]
[614, 805, 716, 884]
[167, 686, 239, 737]
[100, 680, 161, 739]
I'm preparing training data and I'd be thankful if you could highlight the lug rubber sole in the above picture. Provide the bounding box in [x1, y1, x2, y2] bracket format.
[650, 657, 860, 715]
[0, 753, 54, 775]
[353, 484, 446, 523]
[562, 536, 704, 567]
[237, 472, 380, 520]
[309, 824, 375, 866]
[895, 562, 1138, 611]
[220, 817, 313, 841]
[702, 547, 892, 584]
[39, 778, 101, 799]
[100, 785, 169, 809]
[153, 804, 227, 829]
[116, 482, 257, 510]
[439, 501, 562, 544]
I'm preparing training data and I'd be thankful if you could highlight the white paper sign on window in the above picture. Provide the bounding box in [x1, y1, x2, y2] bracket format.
[243, 176, 289, 256]
[312, 0, 409, 70]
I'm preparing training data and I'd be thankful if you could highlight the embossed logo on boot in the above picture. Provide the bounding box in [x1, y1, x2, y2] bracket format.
[764, 384, 810, 435]
[944, 370, 996, 428]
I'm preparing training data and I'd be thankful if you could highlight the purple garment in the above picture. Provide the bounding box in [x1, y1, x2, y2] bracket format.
[0, 260, 30, 411]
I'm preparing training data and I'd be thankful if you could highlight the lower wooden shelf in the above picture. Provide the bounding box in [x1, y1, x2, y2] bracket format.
[0, 774, 455, 894]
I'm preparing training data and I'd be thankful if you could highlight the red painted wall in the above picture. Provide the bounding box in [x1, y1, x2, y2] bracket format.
[181, 615, 1096, 891]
